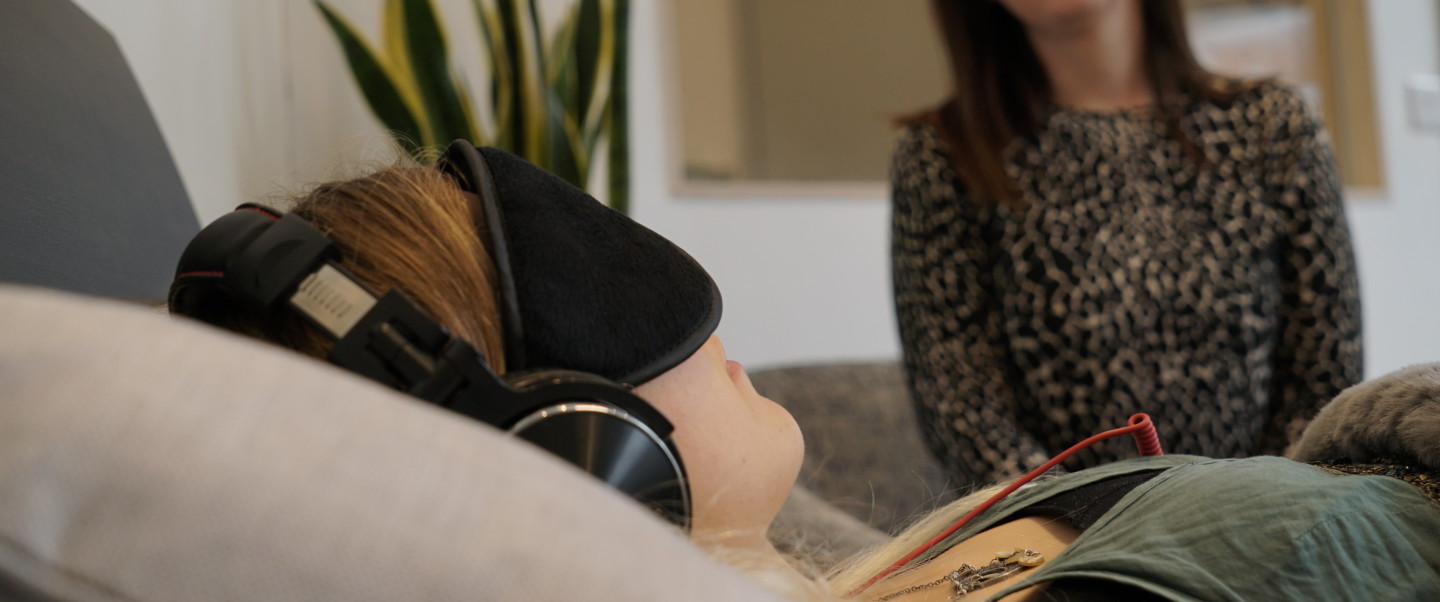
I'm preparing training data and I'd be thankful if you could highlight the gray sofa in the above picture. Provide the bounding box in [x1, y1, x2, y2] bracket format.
[756, 363, 957, 535]
[755, 363, 961, 568]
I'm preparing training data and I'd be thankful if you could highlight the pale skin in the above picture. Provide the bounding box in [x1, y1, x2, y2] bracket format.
[636, 336, 1084, 600]
[1007, 0, 1153, 112]
[633, 335, 806, 574]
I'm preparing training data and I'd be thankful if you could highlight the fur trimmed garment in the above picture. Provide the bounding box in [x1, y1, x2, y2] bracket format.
[1289, 363, 1440, 470]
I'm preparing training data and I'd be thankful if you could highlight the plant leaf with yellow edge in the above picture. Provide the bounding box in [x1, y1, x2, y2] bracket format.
[315, 0, 425, 151]
[398, 0, 478, 149]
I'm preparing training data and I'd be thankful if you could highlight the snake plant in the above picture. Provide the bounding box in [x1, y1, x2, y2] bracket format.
[315, 0, 630, 212]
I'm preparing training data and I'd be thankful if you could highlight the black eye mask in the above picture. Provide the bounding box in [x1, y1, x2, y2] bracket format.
[436, 142, 722, 385]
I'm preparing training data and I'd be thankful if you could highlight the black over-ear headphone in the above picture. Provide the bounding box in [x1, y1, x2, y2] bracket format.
[168, 203, 692, 530]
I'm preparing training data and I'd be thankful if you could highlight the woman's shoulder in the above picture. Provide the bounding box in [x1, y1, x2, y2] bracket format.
[893, 122, 950, 161]
[1194, 77, 1319, 131]
[890, 123, 958, 184]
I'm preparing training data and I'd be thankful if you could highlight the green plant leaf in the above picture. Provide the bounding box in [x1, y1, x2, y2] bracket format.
[319, 0, 630, 212]
[573, 0, 602, 128]
[472, 0, 513, 150]
[578, 0, 614, 156]
[315, 0, 425, 151]
[545, 4, 588, 177]
[606, 0, 630, 213]
[494, 0, 528, 156]
[398, 0, 478, 150]
[496, 0, 547, 163]
[453, 74, 489, 146]
[380, 0, 431, 143]
[546, 3, 580, 107]
[544, 89, 584, 189]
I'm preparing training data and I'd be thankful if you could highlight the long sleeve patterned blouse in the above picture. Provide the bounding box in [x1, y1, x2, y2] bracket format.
[891, 82, 1363, 487]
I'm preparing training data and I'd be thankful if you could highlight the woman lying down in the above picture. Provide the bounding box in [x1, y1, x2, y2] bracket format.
[169, 141, 1440, 601]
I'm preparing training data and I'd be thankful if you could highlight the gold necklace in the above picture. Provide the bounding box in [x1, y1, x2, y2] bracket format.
[873, 548, 1046, 601]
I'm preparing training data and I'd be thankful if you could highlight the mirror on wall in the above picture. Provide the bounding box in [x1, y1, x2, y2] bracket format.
[668, 0, 1384, 194]
[668, 0, 946, 192]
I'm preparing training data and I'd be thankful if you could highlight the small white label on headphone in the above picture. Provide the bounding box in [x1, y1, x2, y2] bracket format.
[291, 264, 378, 338]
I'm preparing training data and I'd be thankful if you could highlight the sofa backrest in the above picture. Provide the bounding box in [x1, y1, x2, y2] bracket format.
[0, 0, 198, 300]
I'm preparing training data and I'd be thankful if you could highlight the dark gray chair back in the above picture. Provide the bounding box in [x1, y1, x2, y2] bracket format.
[0, 0, 198, 299]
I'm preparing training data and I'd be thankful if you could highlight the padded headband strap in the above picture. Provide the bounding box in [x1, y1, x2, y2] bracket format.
[436, 141, 528, 371]
[436, 142, 722, 385]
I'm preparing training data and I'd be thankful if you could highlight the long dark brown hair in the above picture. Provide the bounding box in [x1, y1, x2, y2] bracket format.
[911, 0, 1247, 205]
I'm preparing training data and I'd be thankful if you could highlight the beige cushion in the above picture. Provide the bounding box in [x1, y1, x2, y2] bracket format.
[0, 285, 781, 601]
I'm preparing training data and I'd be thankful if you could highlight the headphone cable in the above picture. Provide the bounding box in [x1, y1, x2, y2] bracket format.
[849, 413, 1163, 596]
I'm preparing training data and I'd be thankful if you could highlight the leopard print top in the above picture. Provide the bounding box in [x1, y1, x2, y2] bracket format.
[891, 82, 1363, 486]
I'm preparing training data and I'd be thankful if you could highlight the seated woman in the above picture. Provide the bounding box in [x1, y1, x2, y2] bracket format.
[169, 142, 1440, 601]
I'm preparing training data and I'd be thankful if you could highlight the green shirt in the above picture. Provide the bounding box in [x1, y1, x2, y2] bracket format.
[909, 455, 1440, 601]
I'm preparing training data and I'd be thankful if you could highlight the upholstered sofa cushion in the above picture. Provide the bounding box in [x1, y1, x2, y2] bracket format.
[753, 363, 958, 535]
[0, 285, 781, 601]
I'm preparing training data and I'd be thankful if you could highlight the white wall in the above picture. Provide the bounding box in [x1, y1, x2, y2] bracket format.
[71, 0, 1440, 375]
[1341, 1, 1440, 377]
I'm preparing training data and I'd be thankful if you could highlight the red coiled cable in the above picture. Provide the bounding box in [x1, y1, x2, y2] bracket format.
[1127, 413, 1163, 457]
[848, 413, 1163, 597]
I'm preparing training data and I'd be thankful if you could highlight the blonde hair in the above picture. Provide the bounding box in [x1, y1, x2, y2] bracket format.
[824, 484, 1005, 596]
[688, 486, 1005, 600]
[220, 165, 507, 372]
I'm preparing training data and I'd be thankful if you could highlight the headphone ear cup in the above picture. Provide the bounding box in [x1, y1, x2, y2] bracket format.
[504, 371, 691, 530]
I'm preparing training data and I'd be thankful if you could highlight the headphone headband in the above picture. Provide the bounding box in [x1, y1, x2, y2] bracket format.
[437, 143, 722, 385]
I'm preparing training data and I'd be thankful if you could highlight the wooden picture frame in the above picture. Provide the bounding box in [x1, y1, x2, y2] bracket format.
[1185, 0, 1385, 193]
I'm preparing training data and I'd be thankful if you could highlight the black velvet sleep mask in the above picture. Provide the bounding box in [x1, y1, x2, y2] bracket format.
[436, 141, 722, 385]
